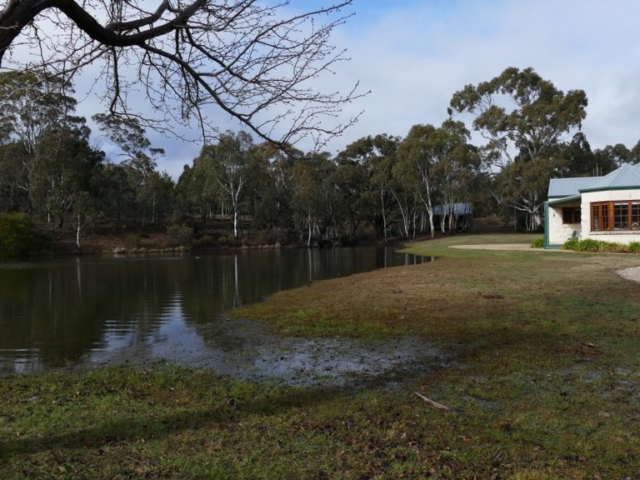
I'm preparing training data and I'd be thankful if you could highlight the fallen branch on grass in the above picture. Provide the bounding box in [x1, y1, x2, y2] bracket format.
[414, 392, 453, 411]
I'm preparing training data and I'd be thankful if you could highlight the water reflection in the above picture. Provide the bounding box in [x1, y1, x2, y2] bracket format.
[0, 247, 432, 375]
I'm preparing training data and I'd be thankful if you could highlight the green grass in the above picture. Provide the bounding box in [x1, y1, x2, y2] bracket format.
[3, 233, 640, 478]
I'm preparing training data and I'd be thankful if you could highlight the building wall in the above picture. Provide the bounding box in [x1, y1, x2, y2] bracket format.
[581, 189, 640, 244]
[548, 202, 581, 245]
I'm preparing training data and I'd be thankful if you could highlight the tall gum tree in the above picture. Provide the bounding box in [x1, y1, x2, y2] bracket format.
[92, 113, 166, 226]
[196, 131, 256, 238]
[428, 120, 481, 234]
[396, 124, 438, 238]
[0, 71, 88, 211]
[0, 1, 365, 146]
[336, 134, 400, 242]
[449, 67, 588, 230]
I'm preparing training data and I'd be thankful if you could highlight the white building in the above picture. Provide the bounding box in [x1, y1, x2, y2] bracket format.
[545, 164, 640, 248]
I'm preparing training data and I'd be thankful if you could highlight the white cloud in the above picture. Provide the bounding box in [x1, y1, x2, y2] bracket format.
[312, 0, 640, 155]
[10, 0, 640, 177]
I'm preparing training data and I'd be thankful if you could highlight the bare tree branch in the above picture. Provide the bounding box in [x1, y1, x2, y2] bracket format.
[0, 0, 365, 147]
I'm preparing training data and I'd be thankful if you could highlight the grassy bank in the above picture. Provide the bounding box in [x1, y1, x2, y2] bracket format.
[3, 233, 640, 478]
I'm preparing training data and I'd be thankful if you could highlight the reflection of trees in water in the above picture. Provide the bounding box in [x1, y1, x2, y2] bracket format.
[0, 258, 181, 368]
[0, 248, 430, 371]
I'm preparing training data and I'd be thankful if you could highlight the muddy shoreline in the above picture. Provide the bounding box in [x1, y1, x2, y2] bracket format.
[82, 316, 452, 388]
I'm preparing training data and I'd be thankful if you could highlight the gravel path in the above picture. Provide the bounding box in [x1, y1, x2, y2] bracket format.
[450, 244, 567, 252]
[617, 266, 640, 283]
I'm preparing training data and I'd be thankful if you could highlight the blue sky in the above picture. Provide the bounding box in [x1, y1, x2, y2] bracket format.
[65, 0, 640, 179]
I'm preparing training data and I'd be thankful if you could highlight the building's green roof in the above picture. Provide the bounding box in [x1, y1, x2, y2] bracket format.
[579, 163, 640, 192]
[548, 164, 640, 201]
[548, 177, 598, 198]
[548, 194, 581, 206]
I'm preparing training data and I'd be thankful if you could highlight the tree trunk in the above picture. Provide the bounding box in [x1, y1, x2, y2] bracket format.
[76, 213, 81, 250]
[233, 207, 238, 238]
[380, 189, 387, 243]
[151, 192, 156, 225]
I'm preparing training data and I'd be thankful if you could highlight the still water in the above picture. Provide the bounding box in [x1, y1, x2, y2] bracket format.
[0, 247, 432, 378]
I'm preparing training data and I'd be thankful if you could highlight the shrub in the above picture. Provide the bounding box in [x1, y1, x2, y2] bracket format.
[254, 231, 271, 246]
[599, 241, 627, 253]
[167, 225, 194, 246]
[562, 238, 579, 251]
[628, 241, 640, 253]
[563, 238, 627, 253]
[217, 235, 241, 247]
[530, 237, 545, 248]
[576, 238, 603, 252]
[0, 213, 37, 257]
[193, 234, 213, 246]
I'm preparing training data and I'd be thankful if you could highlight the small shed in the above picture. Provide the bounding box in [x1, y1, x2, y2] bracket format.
[433, 203, 473, 232]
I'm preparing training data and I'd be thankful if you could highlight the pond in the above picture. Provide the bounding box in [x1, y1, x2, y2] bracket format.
[0, 247, 444, 384]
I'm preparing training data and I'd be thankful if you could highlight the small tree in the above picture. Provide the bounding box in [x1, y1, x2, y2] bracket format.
[0, 212, 36, 257]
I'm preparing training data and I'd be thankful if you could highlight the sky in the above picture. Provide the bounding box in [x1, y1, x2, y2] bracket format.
[65, 0, 640, 179]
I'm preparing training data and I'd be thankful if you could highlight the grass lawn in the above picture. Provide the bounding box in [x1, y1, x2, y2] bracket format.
[2, 233, 640, 479]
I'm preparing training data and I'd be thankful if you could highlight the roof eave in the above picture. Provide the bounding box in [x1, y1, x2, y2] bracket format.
[580, 185, 640, 193]
[548, 194, 582, 206]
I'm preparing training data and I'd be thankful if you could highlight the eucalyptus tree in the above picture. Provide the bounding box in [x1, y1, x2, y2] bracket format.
[147, 171, 175, 225]
[388, 157, 420, 238]
[336, 134, 400, 241]
[428, 120, 481, 234]
[369, 134, 402, 241]
[396, 124, 438, 237]
[333, 154, 374, 241]
[194, 131, 257, 238]
[449, 67, 588, 230]
[90, 162, 135, 229]
[181, 154, 220, 222]
[0, 141, 29, 212]
[93, 114, 166, 226]
[592, 142, 640, 172]
[248, 142, 296, 230]
[555, 132, 617, 177]
[30, 125, 97, 228]
[174, 165, 196, 219]
[290, 151, 337, 246]
[0, 71, 88, 211]
[0, 70, 85, 153]
[0, 1, 364, 147]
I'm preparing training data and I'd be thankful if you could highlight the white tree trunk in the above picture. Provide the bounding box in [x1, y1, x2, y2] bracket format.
[380, 189, 387, 243]
[76, 213, 81, 249]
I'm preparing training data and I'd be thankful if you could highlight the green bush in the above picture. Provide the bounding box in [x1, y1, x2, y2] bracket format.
[0, 213, 36, 257]
[530, 237, 545, 248]
[217, 235, 241, 247]
[599, 241, 627, 253]
[193, 234, 214, 246]
[628, 241, 640, 253]
[577, 238, 603, 252]
[562, 238, 579, 251]
[562, 238, 628, 253]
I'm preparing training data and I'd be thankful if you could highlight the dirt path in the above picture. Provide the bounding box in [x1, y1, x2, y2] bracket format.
[617, 266, 640, 283]
[450, 244, 549, 251]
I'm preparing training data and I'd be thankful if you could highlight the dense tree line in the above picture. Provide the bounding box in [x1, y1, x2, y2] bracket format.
[1, 67, 639, 249]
